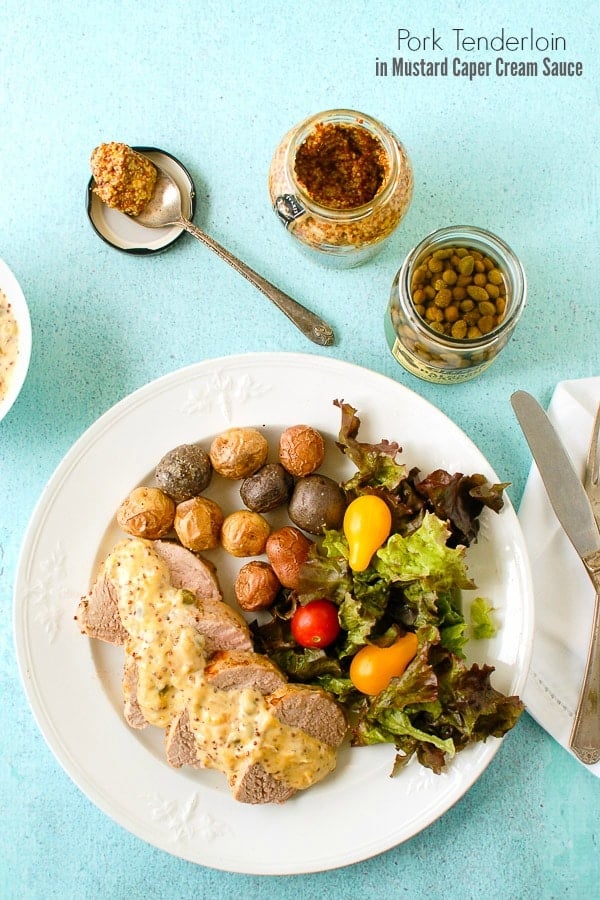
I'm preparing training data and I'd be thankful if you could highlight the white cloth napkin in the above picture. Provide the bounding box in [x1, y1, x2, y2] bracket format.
[519, 377, 600, 775]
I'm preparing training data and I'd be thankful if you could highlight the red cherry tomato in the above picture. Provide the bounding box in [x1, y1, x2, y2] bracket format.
[291, 599, 340, 648]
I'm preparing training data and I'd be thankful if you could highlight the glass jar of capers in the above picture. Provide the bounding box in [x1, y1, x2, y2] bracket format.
[384, 226, 527, 383]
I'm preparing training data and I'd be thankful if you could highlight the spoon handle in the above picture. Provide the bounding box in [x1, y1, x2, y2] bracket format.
[178, 217, 334, 347]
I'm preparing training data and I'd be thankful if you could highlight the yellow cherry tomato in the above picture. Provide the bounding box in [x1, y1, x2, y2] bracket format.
[343, 494, 392, 572]
[349, 632, 419, 695]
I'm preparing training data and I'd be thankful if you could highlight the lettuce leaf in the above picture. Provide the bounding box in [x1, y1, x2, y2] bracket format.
[334, 399, 406, 491]
[415, 469, 509, 546]
[470, 597, 498, 639]
[267, 646, 344, 682]
[374, 512, 475, 591]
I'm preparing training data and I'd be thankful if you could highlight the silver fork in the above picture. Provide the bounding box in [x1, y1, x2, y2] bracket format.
[569, 402, 600, 764]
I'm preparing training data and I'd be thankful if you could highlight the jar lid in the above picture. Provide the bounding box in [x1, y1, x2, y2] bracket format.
[86, 147, 196, 255]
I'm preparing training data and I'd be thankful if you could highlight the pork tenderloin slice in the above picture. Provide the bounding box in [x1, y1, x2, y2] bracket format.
[75, 571, 128, 645]
[124, 548, 252, 730]
[152, 543, 252, 655]
[164, 710, 297, 805]
[122, 655, 148, 729]
[228, 764, 296, 805]
[165, 710, 201, 769]
[75, 539, 224, 645]
[165, 680, 347, 795]
[165, 709, 199, 769]
[153, 540, 222, 602]
[164, 651, 285, 769]
[204, 650, 287, 694]
[267, 683, 347, 748]
[163, 663, 347, 803]
[229, 684, 347, 803]
[125, 599, 254, 730]
[182, 599, 253, 656]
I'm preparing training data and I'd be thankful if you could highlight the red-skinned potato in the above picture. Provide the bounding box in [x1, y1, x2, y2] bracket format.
[278, 425, 325, 477]
[265, 526, 313, 590]
[234, 561, 281, 611]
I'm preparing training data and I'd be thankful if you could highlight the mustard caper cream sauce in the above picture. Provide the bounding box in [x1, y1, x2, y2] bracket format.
[104, 538, 336, 790]
[0, 288, 19, 401]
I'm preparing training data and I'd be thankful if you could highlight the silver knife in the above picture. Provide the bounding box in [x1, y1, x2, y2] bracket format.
[511, 390, 600, 765]
[574, 403, 600, 763]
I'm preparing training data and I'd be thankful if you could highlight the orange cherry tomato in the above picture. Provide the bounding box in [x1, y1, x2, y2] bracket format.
[349, 632, 419, 695]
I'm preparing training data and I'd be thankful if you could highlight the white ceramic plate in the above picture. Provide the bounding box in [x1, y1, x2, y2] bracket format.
[14, 353, 534, 874]
[0, 257, 32, 423]
[86, 147, 196, 254]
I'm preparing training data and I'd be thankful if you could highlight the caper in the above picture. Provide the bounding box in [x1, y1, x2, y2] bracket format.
[458, 255, 474, 275]
[478, 301, 496, 317]
[466, 285, 490, 303]
[434, 288, 452, 308]
[478, 315, 496, 334]
[451, 320, 467, 339]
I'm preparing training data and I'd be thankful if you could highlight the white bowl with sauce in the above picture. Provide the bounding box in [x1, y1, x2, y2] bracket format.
[0, 257, 32, 423]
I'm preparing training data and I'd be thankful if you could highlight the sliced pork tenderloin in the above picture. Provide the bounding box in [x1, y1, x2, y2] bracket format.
[266, 683, 347, 748]
[165, 660, 347, 804]
[152, 540, 222, 601]
[164, 651, 286, 768]
[181, 599, 252, 656]
[230, 763, 296, 804]
[164, 710, 199, 769]
[75, 539, 223, 644]
[75, 570, 128, 645]
[204, 650, 287, 694]
[122, 654, 149, 729]
[120, 544, 252, 728]
[229, 683, 347, 804]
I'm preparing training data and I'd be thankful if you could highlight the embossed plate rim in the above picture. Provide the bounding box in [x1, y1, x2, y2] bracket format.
[13, 352, 534, 874]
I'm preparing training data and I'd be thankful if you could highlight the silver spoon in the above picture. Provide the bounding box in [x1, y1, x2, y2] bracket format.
[133, 166, 335, 346]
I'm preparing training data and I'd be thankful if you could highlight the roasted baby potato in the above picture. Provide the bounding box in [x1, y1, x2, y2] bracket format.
[221, 510, 271, 557]
[155, 443, 212, 502]
[209, 427, 269, 479]
[288, 474, 346, 535]
[174, 496, 224, 551]
[278, 424, 325, 477]
[116, 486, 175, 539]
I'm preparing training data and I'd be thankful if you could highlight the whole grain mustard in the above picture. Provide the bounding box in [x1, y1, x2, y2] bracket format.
[90, 142, 157, 216]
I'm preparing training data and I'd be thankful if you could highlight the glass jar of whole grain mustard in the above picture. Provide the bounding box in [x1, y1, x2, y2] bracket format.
[268, 109, 413, 267]
[385, 226, 526, 384]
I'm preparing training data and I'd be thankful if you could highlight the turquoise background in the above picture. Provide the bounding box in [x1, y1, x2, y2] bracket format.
[1, 1, 598, 897]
